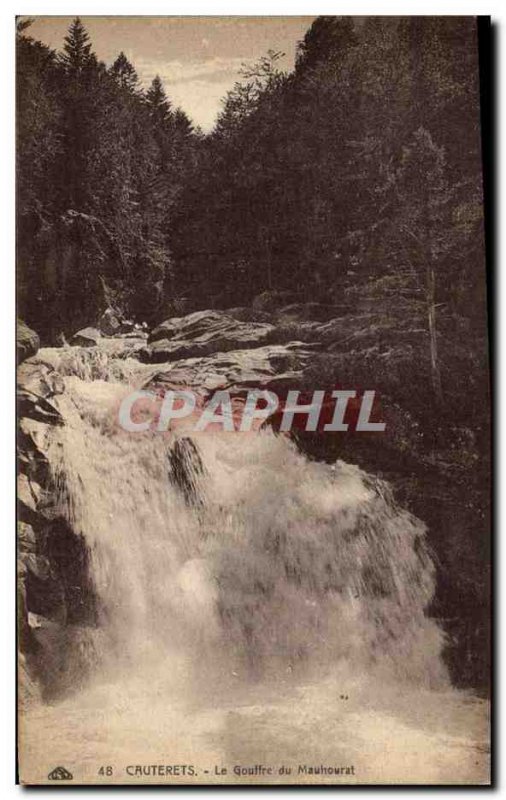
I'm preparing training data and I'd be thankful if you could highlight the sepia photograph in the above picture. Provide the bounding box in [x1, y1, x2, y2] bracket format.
[16, 14, 491, 786]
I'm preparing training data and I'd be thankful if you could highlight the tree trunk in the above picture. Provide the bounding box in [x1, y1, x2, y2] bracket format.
[264, 232, 272, 290]
[426, 263, 443, 404]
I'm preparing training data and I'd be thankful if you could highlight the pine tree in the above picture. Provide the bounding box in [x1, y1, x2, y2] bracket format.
[172, 108, 193, 138]
[145, 75, 172, 125]
[110, 52, 138, 92]
[60, 17, 94, 75]
[295, 16, 358, 74]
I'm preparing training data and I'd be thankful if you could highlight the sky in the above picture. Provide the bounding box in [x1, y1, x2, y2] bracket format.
[25, 16, 315, 131]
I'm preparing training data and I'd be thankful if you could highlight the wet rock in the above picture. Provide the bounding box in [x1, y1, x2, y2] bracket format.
[17, 392, 63, 427]
[17, 320, 39, 363]
[18, 418, 52, 487]
[18, 473, 42, 513]
[119, 318, 135, 333]
[225, 306, 273, 323]
[43, 517, 98, 626]
[19, 552, 52, 583]
[149, 310, 230, 344]
[142, 310, 276, 363]
[144, 307, 419, 360]
[17, 360, 65, 399]
[98, 307, 121, 336]
[168, 437, 206, 507]
[114, 329, 146, 340]
[18, 522, 36, 553]
[19, 418, 52, 454]
[144, 341, 317, 396]
[71, 327, 102, 347]
[148, 318, 181, 344]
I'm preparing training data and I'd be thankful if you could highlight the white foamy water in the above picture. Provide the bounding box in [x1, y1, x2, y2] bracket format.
[19, 349, 490, 784]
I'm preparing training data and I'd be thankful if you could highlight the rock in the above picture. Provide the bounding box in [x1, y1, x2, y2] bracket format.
[71, 327, 102, 347]
[148, 304, 192, 343]
[98, 307, 121, 336]
[17, 360, 65, 399]
[276, 302, 354, 323]
[252, 290, 299, 312]
[144, 341, 317, 397]
[115, 330, 148, 340]
[270, 320, 322, 345]
[18, 522, 36, 553]
[148, 318, 181, 344]
[141, 310, 276, 363]
[18, 418, 53, 489]
[18, 473, 42, 513]
[153, 310, 228, 343]
[19, 552, 52, 582]
[119, 318, 135, 333]
[19, 418, 52, 458]
[17, 320, 39, 363]
[225, 306, 273, 324]
[17, 391, 64, 427]
[163, 298, 191, 318]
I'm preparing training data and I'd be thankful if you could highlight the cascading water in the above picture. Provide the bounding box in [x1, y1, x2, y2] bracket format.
[19, 346, 490, 785]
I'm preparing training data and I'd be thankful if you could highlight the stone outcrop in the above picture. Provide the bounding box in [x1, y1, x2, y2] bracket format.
[71, 327, 102, 347]
[142, 309, 277, 363]
[17, 358, 97, 702]
[142, 306, 431, 366]
[17, 320, 40, 363]
[143, 341, 319, 398]
[98, 307, 122, 336]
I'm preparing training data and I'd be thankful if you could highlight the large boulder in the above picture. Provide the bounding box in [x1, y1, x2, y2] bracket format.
[17, 360, 65, 400]
[142, 310, 276, 363]
[143, 341, 318, 397]
[148, 317, 183, 344]
[98, 307, 121, 336]
[116, 329, 148, 340]
[17, 320, 39, 363]
[17, 360, 64, 501]
[71, 327, 102, 347]
[17, 351, 99, 694]
[17, 360, 64, 434]
[148, 310, 230, 344]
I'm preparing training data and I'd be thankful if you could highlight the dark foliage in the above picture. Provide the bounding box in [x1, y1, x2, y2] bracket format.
[17, 17, 196, 340]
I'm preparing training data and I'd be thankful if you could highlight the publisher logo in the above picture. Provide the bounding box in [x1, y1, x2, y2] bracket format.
[48, 766, 73, 780]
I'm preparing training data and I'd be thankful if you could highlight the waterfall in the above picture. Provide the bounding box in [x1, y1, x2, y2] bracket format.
[43, 349, 448, 686]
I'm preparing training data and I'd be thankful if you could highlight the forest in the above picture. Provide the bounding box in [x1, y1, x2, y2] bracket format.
[17, 17, 487, 338]
[17, 16, 490, 689]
